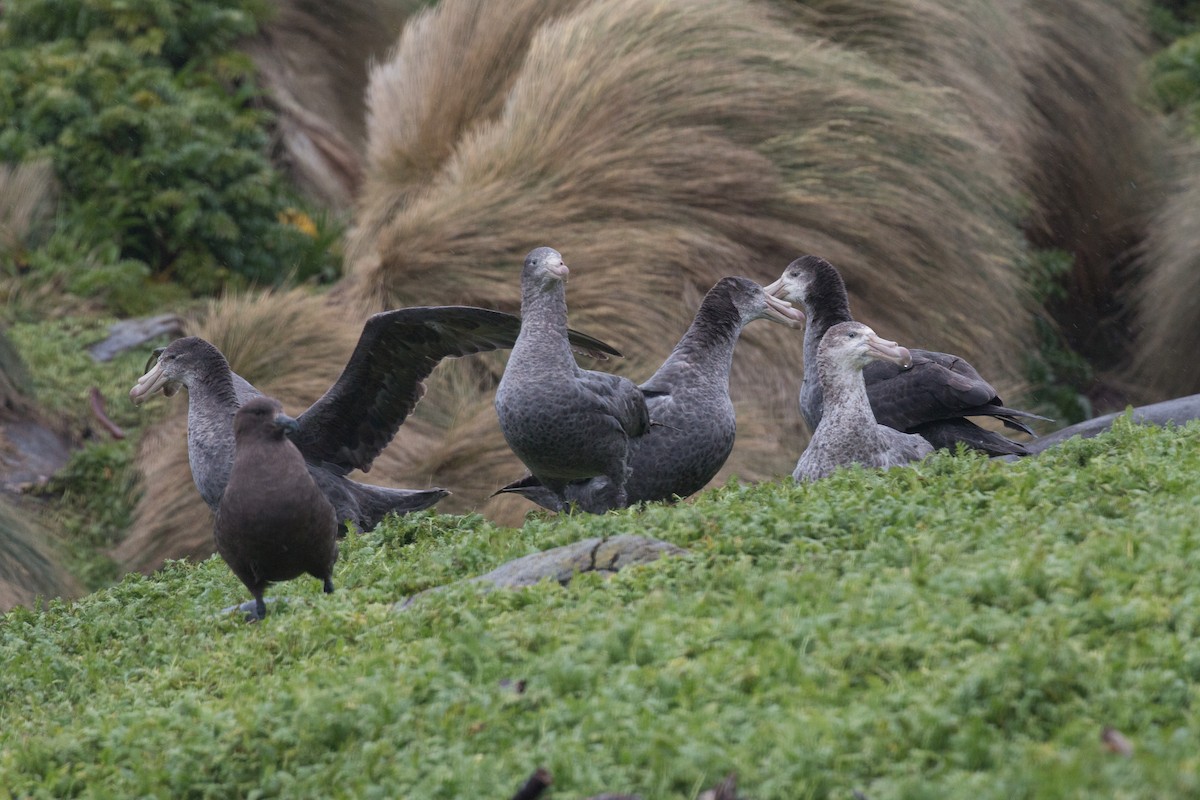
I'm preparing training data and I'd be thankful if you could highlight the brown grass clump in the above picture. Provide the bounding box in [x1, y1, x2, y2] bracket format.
[360, 0, 590, 218]
[0, 160, 56, 259]
[0, 497, 79, 613]
[803, 0, 1157, 377]
[1018, 0, 1155, 367]
[1131, 147, 1200, 398]
[244, 0, 426, 208]
[344, 0, 1027, 519]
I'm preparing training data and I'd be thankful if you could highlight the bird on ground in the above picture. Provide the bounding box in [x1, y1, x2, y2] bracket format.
[495, 247, 651, 511]
[130, 305, 621, 532]
[765, 255, 1046, 456]
[497, 276, 803, 512]
[215, 396, 338, 621]
[794, 322, 933, 481]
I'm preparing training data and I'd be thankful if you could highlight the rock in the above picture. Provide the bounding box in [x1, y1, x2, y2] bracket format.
[87, 314, 184, 363]
[397, 535, 686, 609]
[1023, 393, 1200, 455]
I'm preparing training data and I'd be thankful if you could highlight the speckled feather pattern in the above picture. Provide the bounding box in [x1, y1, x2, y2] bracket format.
[794, 322, 933, 482]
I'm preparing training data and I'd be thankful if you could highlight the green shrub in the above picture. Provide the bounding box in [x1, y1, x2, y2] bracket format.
[0, 0, 337, 314]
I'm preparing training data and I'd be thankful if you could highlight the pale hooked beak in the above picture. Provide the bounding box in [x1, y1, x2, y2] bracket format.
[129, 359, 178, 405]
[274, 412, 300, 436]
[866, 333, 913, 369]
[763, 276, 787, 300]
[762, 292, 805, 328]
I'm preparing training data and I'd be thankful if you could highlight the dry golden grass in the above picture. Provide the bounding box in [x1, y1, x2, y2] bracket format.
[0, 160, 56, 258]
[1132, 146, 1200, 398]
[243, 0, 426, 207]
[360, 0, 589, 218]
[0, 497, 79, 612]
[344, 0, 1028, 517]
[789, 0, 1157, 381]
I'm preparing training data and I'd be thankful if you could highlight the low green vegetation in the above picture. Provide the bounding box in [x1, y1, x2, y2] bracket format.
[1150, 1, 1200, 135]
[2, 418, 1197, 798]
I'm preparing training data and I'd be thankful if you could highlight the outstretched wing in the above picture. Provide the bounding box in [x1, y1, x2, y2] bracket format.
[293, 306, 619, 476]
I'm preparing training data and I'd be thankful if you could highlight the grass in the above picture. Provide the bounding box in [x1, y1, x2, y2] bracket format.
[7, 316, 175, 589]
[1, 417, 1198, 798]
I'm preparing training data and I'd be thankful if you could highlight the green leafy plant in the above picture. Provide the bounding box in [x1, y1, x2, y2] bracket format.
[0, 0, 338, 314]
[2, 420, 1199, 797]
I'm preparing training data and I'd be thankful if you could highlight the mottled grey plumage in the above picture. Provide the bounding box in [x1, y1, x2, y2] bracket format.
[214, 397, 338, 621]
[765, 255, 1046, 456]
[495, 247, 651, 509]
[794, 322, 933, 482]
[498, 277, 803, 512]
[129, 306, 620, 530]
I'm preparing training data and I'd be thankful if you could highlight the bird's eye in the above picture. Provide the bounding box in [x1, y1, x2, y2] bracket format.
[846, 332, 857, 339]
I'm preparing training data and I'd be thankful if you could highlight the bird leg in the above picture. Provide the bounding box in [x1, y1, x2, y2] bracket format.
[248, 594, 267, 622]
[323, 577, 335, 594]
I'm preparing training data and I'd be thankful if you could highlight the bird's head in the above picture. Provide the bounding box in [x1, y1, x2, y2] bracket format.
[129, 336, 227, 405]
[820, 321, 912, 372]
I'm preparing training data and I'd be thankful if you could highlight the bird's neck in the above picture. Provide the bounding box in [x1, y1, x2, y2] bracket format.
[515, 282, 576, 372]
[801, 297, 853, 424]
[183, 364, 243, 507]
[662, 295, 743, 377]
[819, 361, 878, 430]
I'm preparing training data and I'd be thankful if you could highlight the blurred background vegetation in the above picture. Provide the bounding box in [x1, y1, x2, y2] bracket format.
[1, 0, 1200, 609]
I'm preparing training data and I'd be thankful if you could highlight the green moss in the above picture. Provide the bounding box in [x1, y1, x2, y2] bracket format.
[1, 419, 1198, 797]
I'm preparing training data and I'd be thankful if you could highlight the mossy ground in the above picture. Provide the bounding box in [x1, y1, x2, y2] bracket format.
[1, 418, 1197, 799]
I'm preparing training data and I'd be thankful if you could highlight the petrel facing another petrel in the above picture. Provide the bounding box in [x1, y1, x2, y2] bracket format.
[794, 321, 934, 482]
[495, 247, 654, 511]
[215, 396, 338, 621]
[765, 255, 1046, 456]
[130, 305, 621, 532]
[497, 275, 804, 513]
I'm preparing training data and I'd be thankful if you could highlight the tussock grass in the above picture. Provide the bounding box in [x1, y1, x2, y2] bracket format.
[346, 0, 1026, 521]
[790, 0, 1157, 375]
[4, 418, 1199, 797]
[1133, 147, 1200, 397]
[0, 498, 79, 613]
[243, 0, 426, 207]
[0, 160, 56, 259]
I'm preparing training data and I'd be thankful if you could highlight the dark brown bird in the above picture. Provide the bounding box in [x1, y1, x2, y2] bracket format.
[215, 396, 338, 621]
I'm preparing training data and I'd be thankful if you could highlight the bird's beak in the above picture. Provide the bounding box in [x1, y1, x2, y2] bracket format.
[274, 412, 301, 436]
[763, 276, 788, 300]
[549, 260, 569, 280]
[866, 333, 913, 369]
[129, 356, 175, 405]
[762, 292, 805, 328]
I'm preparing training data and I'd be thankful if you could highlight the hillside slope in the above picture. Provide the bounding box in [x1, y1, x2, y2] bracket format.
[2, 418, 1198, 798]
